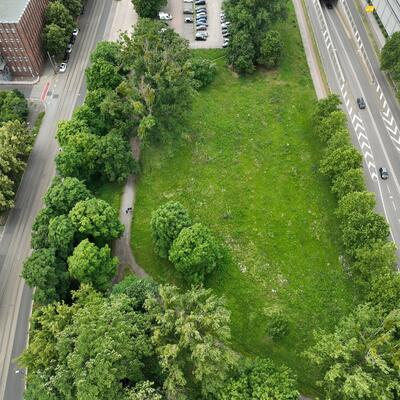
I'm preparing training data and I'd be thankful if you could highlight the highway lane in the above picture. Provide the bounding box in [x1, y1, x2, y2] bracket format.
[306, 0, 400, 261]
[0, 0, 115, 398]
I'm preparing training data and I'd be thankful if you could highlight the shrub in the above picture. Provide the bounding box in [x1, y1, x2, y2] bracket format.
[266, 312, 290, 340]
[258, 30, 282, 68]
[190, 58, 217, 89]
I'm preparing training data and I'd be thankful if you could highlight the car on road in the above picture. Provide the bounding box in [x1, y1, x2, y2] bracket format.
[59, 62, 67, 73]
[184, 17, 193, 23]
[326, 1, 333, 9]
[72, 27, 79, 37]
[379, 167, 389, 180]
[159, 12, 172, 20]
[66, 43, 73, 53]
[357, 97, 366, 109]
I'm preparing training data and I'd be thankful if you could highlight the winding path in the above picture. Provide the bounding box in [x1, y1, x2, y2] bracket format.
[112, 137, 147, 283]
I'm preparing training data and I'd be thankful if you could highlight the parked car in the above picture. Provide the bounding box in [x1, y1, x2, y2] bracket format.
[357, 97, 366, 109]
[183, 9, 194, 14]
[59, 62, 67, 73]
[196, 17, 207, 22]
[184, 17, 193, 23]
[195, 0, 206, 5]
[195, 34, 207, 41]
[159, 12, 172, 20]
[223, 32, 230, 37]
[72, 27, 79, 37]
[221, 22, 230, 28]
[379, 167, 389, 180]
[196, 6, 207, 11]
[222, 40, 229, 48]
[196, 25, 208, 31]
[184, 0, 193, 2]
[66, 43, 73, 53]
[63, 52, 70, 63]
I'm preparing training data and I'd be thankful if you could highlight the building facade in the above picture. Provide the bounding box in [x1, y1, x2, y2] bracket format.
[372, 0, 400, 36]
[0, 0, 49, 79]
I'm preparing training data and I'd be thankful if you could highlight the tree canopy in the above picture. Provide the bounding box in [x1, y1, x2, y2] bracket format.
[0, 89, 28, 123]
[131, 0, 167, 18]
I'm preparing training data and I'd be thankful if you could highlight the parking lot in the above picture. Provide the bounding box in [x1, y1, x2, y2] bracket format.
[164, 0, 224, 48]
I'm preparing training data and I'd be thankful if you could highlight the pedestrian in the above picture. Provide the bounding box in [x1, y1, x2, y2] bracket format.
[125, 208, 128, 214]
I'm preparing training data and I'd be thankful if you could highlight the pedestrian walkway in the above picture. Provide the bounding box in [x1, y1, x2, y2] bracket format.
[112, 137, 147, 283]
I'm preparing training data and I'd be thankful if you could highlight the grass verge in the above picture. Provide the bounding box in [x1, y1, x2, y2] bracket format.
[131, 7, 358, 395]
[93, 181, 124, 213]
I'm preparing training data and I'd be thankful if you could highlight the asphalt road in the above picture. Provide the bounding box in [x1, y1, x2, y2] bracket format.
[0, 0, 116, 398]
[306, 0, 400, 261]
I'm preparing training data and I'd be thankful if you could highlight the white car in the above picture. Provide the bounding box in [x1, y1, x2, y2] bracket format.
[59, 62, 67, 73]
[159, 12, 172, 20]
[184, 0, 193, 2]
[72, 27, 79, 37]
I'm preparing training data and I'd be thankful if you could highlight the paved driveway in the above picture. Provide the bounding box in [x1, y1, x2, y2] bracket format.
[165, 0, 224, 48]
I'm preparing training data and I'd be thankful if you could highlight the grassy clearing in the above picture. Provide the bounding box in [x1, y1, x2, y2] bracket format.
[131, 7, 358, 395]
[93, 181, 124, 213]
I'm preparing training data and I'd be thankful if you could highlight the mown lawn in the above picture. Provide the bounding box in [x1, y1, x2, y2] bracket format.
[93, 181, 124, 213]
[131, 8, 358, 395]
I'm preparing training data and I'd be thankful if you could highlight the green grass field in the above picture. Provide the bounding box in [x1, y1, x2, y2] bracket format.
[131, 10, 358, 395]
[94, 181, 124, 213]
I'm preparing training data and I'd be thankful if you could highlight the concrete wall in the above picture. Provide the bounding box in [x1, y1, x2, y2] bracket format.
[373, 0, 400, 36]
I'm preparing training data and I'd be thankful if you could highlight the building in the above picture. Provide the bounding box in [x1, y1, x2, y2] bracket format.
[372, 0, 400, 36]
[0, 0, 49, 79]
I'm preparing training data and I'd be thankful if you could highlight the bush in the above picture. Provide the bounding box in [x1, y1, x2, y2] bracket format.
[258, 30, 282, 68]
[190, 58, 217, 89]
[150, 201, 192, 258]
[0, 89, 28, 123]
[227, 31, 256, 74]
[331, 168, 365, 199]
[169, 223, 223, 283]
[266, 312, 290, 340]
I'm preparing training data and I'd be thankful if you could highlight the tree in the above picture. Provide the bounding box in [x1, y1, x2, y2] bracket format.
[336, 191, 375, 222]
[150, 201, 192, 258]
[320, 145, 362, 181]
[0, 173, 15, 212]
[56, 131, 100, 182]
[98, 133, 138, 183]
[258, 30, 282, 68]
[57, 0, 83, 17]
[315, 111, 348, 143]
[48, 215, 75, 259]
[325, 128, 350, 153]
[120, 19, 194, 141]
[21, 248, 68, 305]
[90, 41, 122, 65]
[56, 117, 91, 147]
[31, 207, 54, 249]
[227, 30, 256, 74]
[68, 239, 118, 290]
[145, 285, 237, 399]
[112, 275, 158, 312]
[43, 23, 68, 60]
[131, 0, 167, 18]
[219, 358, 299, 400]
[69, 198, 124, 244]
[125, 381, 163, 400]
[44, 176, 92, 215]
[19, 286, 153, 400]
[381, 31, 400, 80]
[0, 89, 28, 123]
[352, 241, 397, 282]
[189, 58, 217, 89]
[45, 1, 74, 33]
[169, 223, 223, 283]
[331, 168, 365, 199]
[306, 304, 400, 400]
[368, 271, 400, 312]
[85, 60, 123, 91]
[313, 94, 341, 126]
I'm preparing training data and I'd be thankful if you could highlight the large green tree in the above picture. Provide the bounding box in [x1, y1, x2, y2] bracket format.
[68, 239, 118, 290]
[19, 286, 153, 400]
[21, 248, 68, 305]
[381, 31, 400, 82]
[257, 30, 282, 68]
[45, 1, 74, 33]
[44, 176, 92, 215]
[47, 215, 75, 259]
[31, 207, 54, 249]
[120, 19, 194, 141]
[85, 60, 123, 91]
[313, 94, 341, 126]
[56, 0, 83, 17]
[90, 41, 122, 65]
[0, 89, 28, 123]
[145, 285, 237, 399]
[131, 0, 167, 18]
[169, 223, 223, 283]
[150, 201, 192, 259]
[219, 358, 299, 400]
[43, 23, 68, 60]
[0, 173, 15, 212]
[306, 304, 400, 400]
[69, 198, 124, 244]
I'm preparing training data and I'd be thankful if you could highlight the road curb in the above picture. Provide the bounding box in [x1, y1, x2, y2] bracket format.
[0, 76, 40, 86]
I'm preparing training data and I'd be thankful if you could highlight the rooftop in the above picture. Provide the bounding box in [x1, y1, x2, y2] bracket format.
[0, 0, 30, 23]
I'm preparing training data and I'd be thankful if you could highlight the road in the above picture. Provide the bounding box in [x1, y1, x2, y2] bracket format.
[0, 0, 117, 398]
[305, 0, 400, 261]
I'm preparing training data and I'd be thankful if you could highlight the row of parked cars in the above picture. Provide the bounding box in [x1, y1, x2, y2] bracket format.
[59, 27, 79, 73]
[182, 0, 209, 41]
[220, 12, 230, 48]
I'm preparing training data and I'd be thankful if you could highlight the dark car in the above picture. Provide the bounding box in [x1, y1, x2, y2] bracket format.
[184, 17, 193, 23]
[63, 52, 70, 63]
[195, 34, 207, 41]
[326, 1, 333, 8]
[196, 25, 208, 31]
[195, 0, 206, 4]
[379, 167, 389, 180]
[183, 9, 193, 14]
[357, 97, 366, 109]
